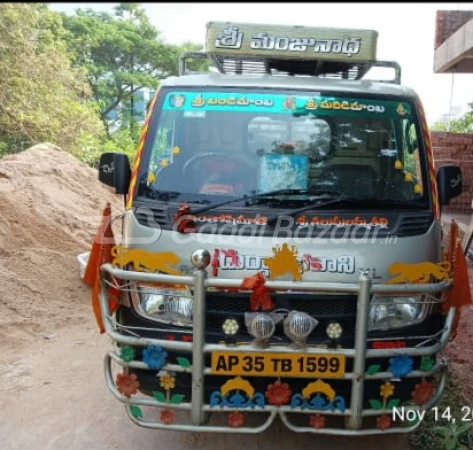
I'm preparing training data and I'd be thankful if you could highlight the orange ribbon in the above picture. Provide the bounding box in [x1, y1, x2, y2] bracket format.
[240, 272, 274, 311]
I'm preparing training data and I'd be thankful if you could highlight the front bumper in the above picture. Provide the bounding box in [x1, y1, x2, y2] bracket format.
[99, 262, 453, 435]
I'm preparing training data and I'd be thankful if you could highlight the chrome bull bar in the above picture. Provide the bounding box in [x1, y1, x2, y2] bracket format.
[99, 261, 454, 434]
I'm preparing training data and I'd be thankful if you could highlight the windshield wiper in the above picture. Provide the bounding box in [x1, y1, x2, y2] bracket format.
[331, 196, 426, 208]
[266, 195, 426, 226]
[267, 195, 344, 226]
[190, 188, 319, 215]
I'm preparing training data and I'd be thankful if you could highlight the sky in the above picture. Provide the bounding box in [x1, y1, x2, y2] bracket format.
[49, 2, 473, 125]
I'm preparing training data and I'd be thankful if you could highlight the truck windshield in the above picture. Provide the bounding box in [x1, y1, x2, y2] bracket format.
[138, 88, 428, 209]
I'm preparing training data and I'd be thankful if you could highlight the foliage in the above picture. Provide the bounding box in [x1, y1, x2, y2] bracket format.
[430, 103, 473, 133]
[0, 3, 104, 156]
[0, 2, 207, 165]
[61, 3, 205, 136]
[434, 422, 473, 450]
[74, 128, 138, 168]
[409, 377, 473, 450]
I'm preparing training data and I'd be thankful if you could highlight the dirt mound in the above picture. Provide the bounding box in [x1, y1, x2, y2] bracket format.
[0, 143, 123, 348]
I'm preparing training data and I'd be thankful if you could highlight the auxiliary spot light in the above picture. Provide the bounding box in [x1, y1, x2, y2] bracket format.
[326, 321, 343, 340]
[283, 311, 318, 345]
[222, 318, 239, 336]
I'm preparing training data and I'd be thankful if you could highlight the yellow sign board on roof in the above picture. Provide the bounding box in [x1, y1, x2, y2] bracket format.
[206, 22, 378, 63]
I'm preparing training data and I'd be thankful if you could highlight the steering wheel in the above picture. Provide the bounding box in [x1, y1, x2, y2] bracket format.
[181, 152, 255, 193]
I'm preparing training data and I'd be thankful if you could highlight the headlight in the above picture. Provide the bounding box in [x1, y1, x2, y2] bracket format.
[368, 295, 429, 331]
[131, 285, 193, 327]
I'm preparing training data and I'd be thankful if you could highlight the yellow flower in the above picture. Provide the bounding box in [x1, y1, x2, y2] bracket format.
[147, 172, 156, 184]
[160, 374, 176, 390]
[380, 381, 395, 399]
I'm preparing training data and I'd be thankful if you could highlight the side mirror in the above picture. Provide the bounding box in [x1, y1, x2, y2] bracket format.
[98, 152, 131, 195]
[436, 165, 462, 206]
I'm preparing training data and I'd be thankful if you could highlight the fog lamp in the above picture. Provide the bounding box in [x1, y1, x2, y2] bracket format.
[326, 322, 343, 340]
[283, 311, 318, 344]
[222, 318, 239, 335]
[245, 312, 282, 343]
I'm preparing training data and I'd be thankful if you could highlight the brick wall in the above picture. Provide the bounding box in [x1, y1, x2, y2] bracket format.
[431, 131, 473, 213]
[435, 10, 473, 50]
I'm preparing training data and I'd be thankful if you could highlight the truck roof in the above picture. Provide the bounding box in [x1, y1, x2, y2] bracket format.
[161, 72, 418, 99]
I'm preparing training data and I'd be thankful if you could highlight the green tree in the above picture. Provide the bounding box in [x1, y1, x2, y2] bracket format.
[0, 3, 104, 156]
[431, 103, 473, 133]
[61, 3, 204, 136]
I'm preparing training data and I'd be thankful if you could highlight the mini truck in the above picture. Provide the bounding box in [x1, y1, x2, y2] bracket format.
[96, 22, 464, 434]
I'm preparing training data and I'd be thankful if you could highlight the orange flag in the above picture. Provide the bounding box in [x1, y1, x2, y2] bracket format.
[450, 241, 472, 308]
[443, 221, 472, 339]
[83, 203, 119, 333]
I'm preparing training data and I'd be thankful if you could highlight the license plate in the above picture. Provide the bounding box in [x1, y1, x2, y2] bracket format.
[211, 351, 345, 378]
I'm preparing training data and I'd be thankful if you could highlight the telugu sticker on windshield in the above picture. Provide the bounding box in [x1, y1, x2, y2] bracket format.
[184, 110, 206, 118]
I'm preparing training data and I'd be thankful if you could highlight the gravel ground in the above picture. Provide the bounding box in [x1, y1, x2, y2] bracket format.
[0, 320, 408, 450]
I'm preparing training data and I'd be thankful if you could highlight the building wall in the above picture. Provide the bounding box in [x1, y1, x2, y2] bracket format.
[431, 131, 473, 213]
[435, 10, 473, 50]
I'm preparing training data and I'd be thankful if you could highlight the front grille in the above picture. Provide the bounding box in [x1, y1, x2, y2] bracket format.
[207, 292, 357, 317]
[206, 292, 357, 345]
[398, 214, 433, 236]
[134, 204, 433, 240]
[134, 205, 168, 227]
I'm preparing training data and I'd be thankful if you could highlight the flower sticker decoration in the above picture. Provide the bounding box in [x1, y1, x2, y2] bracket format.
[160, 374, 176, 391]
[159, 408, 175, 425]
[129, 405, 143, 419]
[411, 380, 435, 405]
[265, 380, 292, 406]
[119, 345, 136, 362]
[176, 356, 191, 367]
[369, 381, 400, 410]
[153, 372, 185, 405]
[116, 372, 140, 397]
[142, 345, 168, 370]
[377, 414, 392, 430]
[366, 364, 382, 376]
[380, 381, 395, 400]
[420, 357, 435, 373]
[228, 411, 245, 428]
[388, 355, 414, 378]
[309, 414, 326, 429]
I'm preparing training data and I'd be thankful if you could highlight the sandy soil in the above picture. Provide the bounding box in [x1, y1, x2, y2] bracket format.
[0, 143, 122, 351]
